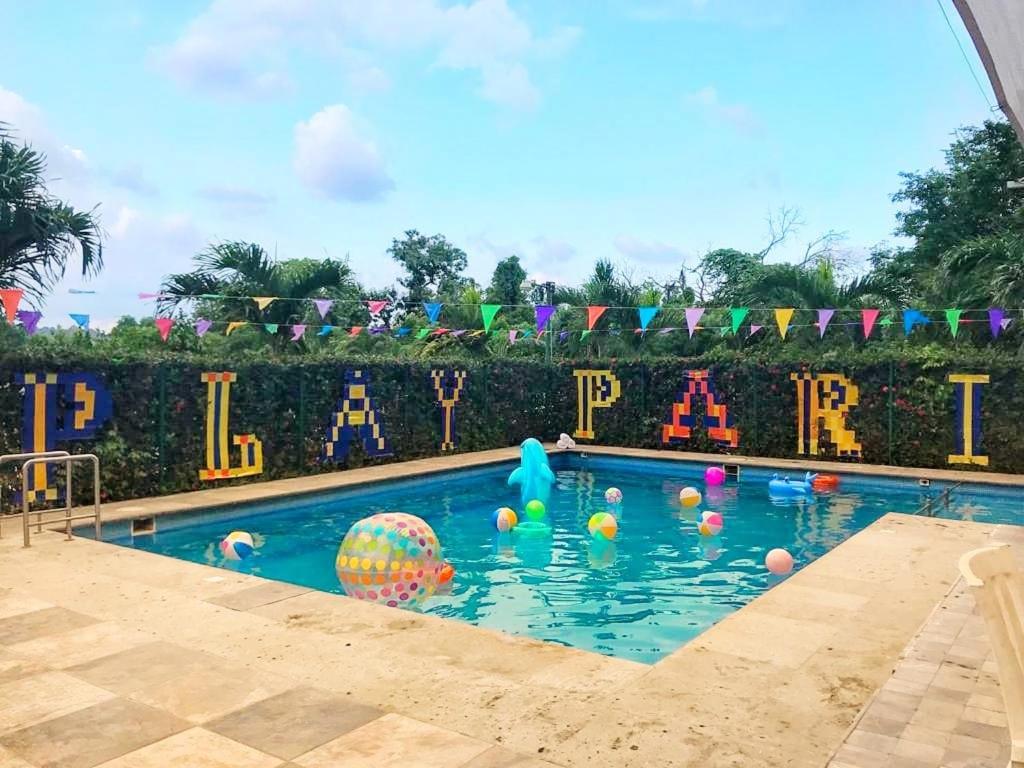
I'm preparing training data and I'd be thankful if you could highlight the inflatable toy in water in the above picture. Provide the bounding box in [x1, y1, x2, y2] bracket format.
[588, 512, 618, 541]
[438, 562, 455, 584]
[491, 506, 518, 532]
[508, 438, 555, 506]
[768, 472, 816, 498]
[697, 510, 723, 537]
[220, 531, 255, 560]
[705, 466, 726, 486]
[765, 548, 794, 575]
[604, 487, 623, 504]
[678, 487, 702, 508]
[812, 474, 840, 492]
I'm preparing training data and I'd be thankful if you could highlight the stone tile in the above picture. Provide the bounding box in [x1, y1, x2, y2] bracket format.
[207, 687, 383, 761]
[0, 594, 53, 620]
[0, 670, 115, 734]
[0, 648, 49, 684]
[461, 745, 559, 767]
[0, 607, 97, 645]
[883, 677, 929, 697]
[293, 713, 490, 768]
[206, 582, 311, 612]
[945, 733, 1001, 759]
[893, 737, 943, 764]
[952, 718, 1008, 744]
[69, 641, 221, 696]
[0, 697, 187, 768]
[858, 714, 907, 737]
[924, 685, 971, 704]
[847, 729, 898, 753]
[909, 698, 964, 731]
[129, 666, 294, 724]
[691, 610, 835, 668]
[831, 743, 891, 768]
[940, 749, 1003, 768]
[0, 744, 35, 768]
[94, 727, 280, 768]
[931, 665, 976, 693]
[900, 723, 950, 750]
[965, 693, 1004, 713]
[8, 621, 155, 669]
[894, 660, 940, 686]
[961, 706, 1007, 728]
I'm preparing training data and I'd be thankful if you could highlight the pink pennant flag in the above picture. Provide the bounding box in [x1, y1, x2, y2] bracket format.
[748, 324, 763, 337]
[313, 299, 334, 319]
[155, 317, 174, 342]
[291, 324, 306, 341]
[195, 319, 213, 337]
[366, 300, 388, 315]
[348, 326, 364, 337]
[685, 308, 705, 338]
[1001, 317, 1012, 331]
[861, 308, 880, 339]
[817, 309, 835, 338]
[137, 292, 160, 300]
[509, 329, 518, 343]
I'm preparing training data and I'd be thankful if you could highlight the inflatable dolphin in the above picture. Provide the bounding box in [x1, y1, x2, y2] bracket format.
[768, 472, 817, 498]
[508, 438, 555, 506]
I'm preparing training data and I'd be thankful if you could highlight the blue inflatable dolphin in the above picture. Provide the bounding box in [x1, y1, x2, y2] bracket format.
[768, 472, 817, 498]
[508, 438, 555, 506]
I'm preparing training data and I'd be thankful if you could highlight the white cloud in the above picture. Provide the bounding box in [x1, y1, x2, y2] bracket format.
[0, 86, 91, 182]
[685, 85, 761, 135]
[613, 235, 689, 264]
[108, 164, 159, 197]
[152, 0, 578, 109]
[293, 105, 394, 202]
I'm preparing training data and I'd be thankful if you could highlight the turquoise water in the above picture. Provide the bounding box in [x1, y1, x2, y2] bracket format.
[102, 455, 1023, 663]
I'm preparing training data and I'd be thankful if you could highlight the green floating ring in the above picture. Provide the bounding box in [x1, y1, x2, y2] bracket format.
[514, 521, 552, 538]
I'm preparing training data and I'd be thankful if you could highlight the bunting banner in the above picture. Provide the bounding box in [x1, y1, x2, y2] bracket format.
[587, 306, 607, 330]
[348, 326, 363, 337]
[424, 302, 443, 323]
[508, 329, 518, 343]
[748, 324, 763, 337]
[291, 324, 306, 341]
[0, 288, 23, 322]
[226, 322, 244, 336]
[989, 308, 1005, 338]
[817, 308, 835, 339]
[729, 308, 749, 334]
[416, 328, 431, 340]
[685, 308, 705, 338]
[264, 323, 279, 334]
[366, 300, 388, 315]
[318, 325, 334, 336]
[195, 319, 213, 337]
[253, 297, 276, 311]
[638, 306, 659, 332]
[16, 310, 41, 336]
[945, 309, 963, 338]
[861, 308, 880, 339]
[481, 304, 501, 332]
[775, 308, 794, 339]
[314, 299, 334, 319]
[904, 309, 930, 335]
[155, 318, 174, 342]
[69, 313, 90, 330]
[535, 304, 555, 333]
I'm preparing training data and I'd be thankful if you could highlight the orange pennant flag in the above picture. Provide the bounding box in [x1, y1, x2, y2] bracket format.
[586, 306, 607, 330]
[0, 288, 24, 323]
[225, 322, 245, 336]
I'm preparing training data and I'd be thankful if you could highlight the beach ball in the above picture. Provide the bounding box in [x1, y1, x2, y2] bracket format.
[678, 487, 702, 508]
[524, 499, 546, 521]
[697, 511, 723, 537]
[604, 487, 623, 504]
[335, 512, 443, 609]
[765, 548, 794, 575]
[219, 531, 255, 561]
[705, 466, 726, 486]
[588, 512, 618, 541]
[491, 506, 518, 532]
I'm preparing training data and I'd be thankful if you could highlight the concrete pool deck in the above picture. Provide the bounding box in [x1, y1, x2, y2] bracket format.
[0, 448, 1021, 767]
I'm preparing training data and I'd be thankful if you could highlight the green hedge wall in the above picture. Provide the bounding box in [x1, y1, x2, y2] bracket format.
[0, 355, 1019, 510]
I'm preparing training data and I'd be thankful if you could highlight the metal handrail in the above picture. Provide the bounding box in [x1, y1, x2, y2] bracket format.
[21, 454, 101, 548]
[0, 451, 70, 538]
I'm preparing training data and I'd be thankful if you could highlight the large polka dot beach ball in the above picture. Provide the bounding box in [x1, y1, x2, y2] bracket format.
[335, 513, 443, 609]
[588, 512, 618, 541]
[697, 511, 723, 537]
[678, 487, 702, 508]
[604, 487, 623, 504]
[491, 506, 518, 532]
[220, 531, 255, 560]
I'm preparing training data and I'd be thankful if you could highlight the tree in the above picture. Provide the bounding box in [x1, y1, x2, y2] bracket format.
[0, 125, 103, 304]
[485, 255, 527, 306]
[388, 230, 468, 304]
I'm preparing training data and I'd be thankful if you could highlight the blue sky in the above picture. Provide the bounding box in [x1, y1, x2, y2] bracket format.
[0, 0, 997, 326]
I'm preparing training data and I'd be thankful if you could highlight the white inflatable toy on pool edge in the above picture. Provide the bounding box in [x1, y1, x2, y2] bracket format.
[557, 433, 576, 449]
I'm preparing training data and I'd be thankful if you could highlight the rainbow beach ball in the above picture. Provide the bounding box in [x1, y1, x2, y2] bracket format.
[335, 513, 443, 609]
[491, 506, 518, 532]
[220, 531, 255, 560]
[678, 487, 702, 508]
[604, 487, 623, 504]
[697, 511, 724, 537]
[588, 512, 618, 541]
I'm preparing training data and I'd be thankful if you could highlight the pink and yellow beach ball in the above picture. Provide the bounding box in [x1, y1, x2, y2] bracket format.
[335, 513, 443, 609]
[697, 511, 724, 537]
[588, 512, 618, 541]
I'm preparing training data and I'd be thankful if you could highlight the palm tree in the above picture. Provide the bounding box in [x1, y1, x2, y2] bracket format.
[0, 126, 103, 304]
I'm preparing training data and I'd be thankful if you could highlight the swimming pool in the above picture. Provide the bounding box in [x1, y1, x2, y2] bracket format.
[100, 454, 1023, 663]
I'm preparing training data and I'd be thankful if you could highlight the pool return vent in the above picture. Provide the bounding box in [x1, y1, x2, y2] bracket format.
[918, 478, 931, 487]
[131, 517, 156, 536]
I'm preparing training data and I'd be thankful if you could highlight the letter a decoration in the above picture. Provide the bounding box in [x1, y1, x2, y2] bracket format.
[324, 369, 392, 462]
[573, 369, 621, 440]
[662, 370, 739, 448]
[948, 373, 989, 466]
[16, 372, 113, 501]
[198, 372, 263, 480]
[790, 372, 862, 458]
[429, 369, 467, 451]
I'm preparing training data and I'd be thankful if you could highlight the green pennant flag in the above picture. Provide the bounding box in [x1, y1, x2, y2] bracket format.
[415, 327, 431, 340]
[719, 326, 730, 336]
[945, 309, 963, 337]
[878, 316, 893, 327]
[263, 323, 279, 334]
[480, 304, 501, 332]
[580, 330, 591, 340]
[730, 307, 749, 334]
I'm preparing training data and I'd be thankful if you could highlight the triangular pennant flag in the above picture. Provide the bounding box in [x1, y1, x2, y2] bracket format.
[395, 327, 411, 337]
[586, 306, 607, 330]
[903, 309, 929, 335]
[349, 326, 364, 337]
[988, 308, 1005, 339]
[313, 299, 334, 319]
[729, 308, 749, 334]
[225, 321, 245, 336]
[719, 326, 730, 336]
[685, 308, 705, 338]
[658, 327, 675, 335]
[861, 308, 880, 339]
[879, 316, 893, 327]
[535, 304, 555, 333]
[580, 330, 592, 340]
[520, 329, 533, 339]
[291, 324, 306, 341]
[637, 306, 659, 332]
[137, 292, 160, 300]
[318, 325, 334, 336]
[195, 319, 213, 337]
[479, 304, 501, 332]
[16, 310, 41, 336]
[816, 309, 835, 338]
[253, 296, 276, 311]
[366, 300, 388, 315]
[508, 330, 518, 343]
[369, 327, 387, 335]
[451, 329, 467, 337]
[263, 323, 279, 334]
[69, 313, 90, 330]
[416, 327, 431, 340]
[155, 317, 174, 342]
[0, 288, 24, 322]
[423, 302, 443, 323]
[748, 324, 763, 337]
[945, 309, 962, 338]
[558, 331, 570, 342]
[775, 308, 795, 339]
[1001, 317, 1012, 331]
[468, 330, 485, 337]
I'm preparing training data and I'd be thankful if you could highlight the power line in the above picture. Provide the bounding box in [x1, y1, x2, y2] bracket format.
[936, 0, 996, 111]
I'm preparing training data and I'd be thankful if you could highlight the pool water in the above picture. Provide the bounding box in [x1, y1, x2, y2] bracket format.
[103, 454, 1023, 663]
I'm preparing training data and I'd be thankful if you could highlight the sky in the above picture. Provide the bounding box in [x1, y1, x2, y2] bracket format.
[0, 0, 999, 328]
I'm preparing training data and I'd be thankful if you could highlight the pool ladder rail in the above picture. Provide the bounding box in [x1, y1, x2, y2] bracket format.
[0, 451, 103, 547]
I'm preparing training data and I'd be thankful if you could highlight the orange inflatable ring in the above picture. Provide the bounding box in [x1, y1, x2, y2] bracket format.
[812, 474, 840, 492]
[438, 562, 455, 585]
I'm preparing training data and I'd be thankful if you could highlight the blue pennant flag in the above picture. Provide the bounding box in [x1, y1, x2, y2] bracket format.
[318, 325, 334, 336]
[395, 327, 411, 337]
[69, 313, 90, 330]
[423, 302, 443, 323]
[558, 331, 569, 343]
[637, 306, 659, 332]
[903, 309, 930, 336]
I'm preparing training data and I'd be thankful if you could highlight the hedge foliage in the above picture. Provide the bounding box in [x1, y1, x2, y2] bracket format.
[0, 348, 1019, 510]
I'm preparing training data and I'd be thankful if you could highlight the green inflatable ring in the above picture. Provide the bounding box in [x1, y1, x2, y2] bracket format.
[514, 521, 552, 538]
